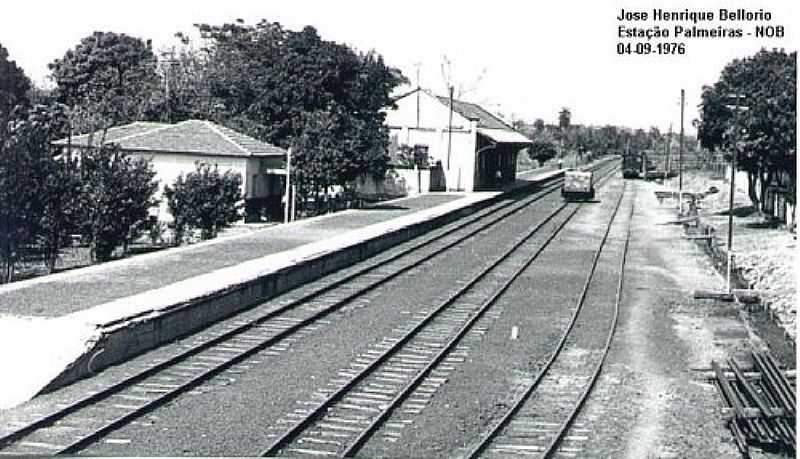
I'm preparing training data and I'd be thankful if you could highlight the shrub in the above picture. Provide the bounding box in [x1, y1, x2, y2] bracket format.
[79, 145, 159, 261]
[528, 139, 558, 164]
[164, 163, 243, 242]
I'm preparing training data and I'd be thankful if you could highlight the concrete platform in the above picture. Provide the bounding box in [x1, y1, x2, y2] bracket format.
[0, 167, 568, 408]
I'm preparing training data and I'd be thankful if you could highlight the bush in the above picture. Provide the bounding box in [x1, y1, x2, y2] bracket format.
[528, 140, 558, 164]
[79, 145, 159, 261]
[164, 163, 243, 242]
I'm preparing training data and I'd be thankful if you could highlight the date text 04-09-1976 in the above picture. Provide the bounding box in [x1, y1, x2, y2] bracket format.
[617, 42, 686, 55]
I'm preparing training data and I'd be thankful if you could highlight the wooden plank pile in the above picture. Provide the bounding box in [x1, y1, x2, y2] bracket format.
[711, 351, 796, 457]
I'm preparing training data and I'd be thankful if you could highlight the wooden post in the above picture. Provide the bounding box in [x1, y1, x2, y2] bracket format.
[678, 89, 685, 216]
[446, 86, 454, 188]
[291, 183, 297, 222]
[284, 148, 292, 224]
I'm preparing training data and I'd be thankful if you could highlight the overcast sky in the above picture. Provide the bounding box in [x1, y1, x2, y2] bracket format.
[1, 0, 797, 134]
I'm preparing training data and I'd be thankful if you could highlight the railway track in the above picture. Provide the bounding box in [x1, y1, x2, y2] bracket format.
[462, 180, 634, 459]
[257, 171, 623, 457]
[0, 161, 618, 456]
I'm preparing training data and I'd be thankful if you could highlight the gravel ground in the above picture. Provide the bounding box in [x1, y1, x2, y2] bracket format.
[666, 170, 796, 343]
[0, 193, 463, 318]
[578, 179, 745, 458]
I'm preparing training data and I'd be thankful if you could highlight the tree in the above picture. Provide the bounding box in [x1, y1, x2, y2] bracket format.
[146, 34, 219, 123]
[558, 107, 571, 131]
[557, 107, 572, 157]
[527, 139, 558, 164]
[697, 49, 796, 214]
[78, 145, 158, 261]
[194, 21, 405, 209]
[49, 31, 160, 130]
[0, 43, 34, 281]
[164, 163, 242, 241]
[0, 43, 31, 143]
[0, 110, 39, 282]
[4, 104, 82, 273]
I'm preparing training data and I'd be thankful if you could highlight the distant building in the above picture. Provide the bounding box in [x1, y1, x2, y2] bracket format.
[54, 120, 288, 221]
[384, 88, 532, 192]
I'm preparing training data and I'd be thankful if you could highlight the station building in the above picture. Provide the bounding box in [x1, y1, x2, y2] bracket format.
[385, 88, 532, 192]
[54, 119, 288, 221]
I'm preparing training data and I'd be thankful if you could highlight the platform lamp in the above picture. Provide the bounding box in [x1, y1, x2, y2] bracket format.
[724, 94, 749, 294]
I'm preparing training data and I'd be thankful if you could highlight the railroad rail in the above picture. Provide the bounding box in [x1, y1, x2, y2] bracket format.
[0, 161, 619, 456]
[258, 170, 622, 457]
[463, 180, 633, 459]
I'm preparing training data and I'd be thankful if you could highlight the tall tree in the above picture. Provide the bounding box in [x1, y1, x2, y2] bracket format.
[0, 43, 31, 143]
[49, 31, 160, 130]
[147, 33, 217, 123]
[558, 107, 571, 131]
[697, 49, 796, 214]
[78, 145, 158, 261]
[195, 20, 406, 206]
[5, 104, 81, 273]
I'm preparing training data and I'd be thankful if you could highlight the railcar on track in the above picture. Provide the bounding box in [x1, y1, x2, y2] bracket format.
[622, 152, 644, 179]
[561, 169, 595, 201]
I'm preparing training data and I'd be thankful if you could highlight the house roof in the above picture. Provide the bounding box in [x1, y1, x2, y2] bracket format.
[54, 120, 286, 158]
[434, 94, 531, 145]
[476, 128, 532, 144]
[435, 96, 510, 130]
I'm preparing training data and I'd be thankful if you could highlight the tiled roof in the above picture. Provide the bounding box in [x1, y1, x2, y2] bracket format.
[54, 120, 285, 158]
[477, 128, 532, 145]
[435, 96, 511, 130]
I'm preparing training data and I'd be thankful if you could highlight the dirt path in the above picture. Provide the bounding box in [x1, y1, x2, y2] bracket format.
[584, 179, 762, 458]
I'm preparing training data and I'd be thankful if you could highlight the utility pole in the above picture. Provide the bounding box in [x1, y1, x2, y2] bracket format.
[161, 48, 177, 124]
[414, 63, 421, 129]
[284, 148, 292, 224]
[666, 123, 673, 175]
[447, 85, 454, 172]
[678, 89, 685, 215]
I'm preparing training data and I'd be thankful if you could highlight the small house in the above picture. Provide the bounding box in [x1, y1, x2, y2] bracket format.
[54, 120, 288, 221]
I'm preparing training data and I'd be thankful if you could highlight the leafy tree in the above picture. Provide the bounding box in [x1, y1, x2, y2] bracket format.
[697, 49, 796, 214]
[49, 31, 160, 130]
[0, 43, 31, 144]
[79, 145, 158, 261]
[193, 20, 405, 208]
[164, 163, 243, 241]
[527, 139, 558, 164]
[0, 43, 34, 281]
[4, 104, 82, 273]
[0, 113, 39, 282]
[146, 35, 218, 123]
[558, 107, 571, 131]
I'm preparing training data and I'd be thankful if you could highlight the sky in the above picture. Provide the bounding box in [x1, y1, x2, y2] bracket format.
[1, 0, 797, 135]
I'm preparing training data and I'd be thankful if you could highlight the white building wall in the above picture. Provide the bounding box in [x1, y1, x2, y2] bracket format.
[356, 167, 431, 197]
[134, 152, 249, 221]
[385, 91, 478, 191]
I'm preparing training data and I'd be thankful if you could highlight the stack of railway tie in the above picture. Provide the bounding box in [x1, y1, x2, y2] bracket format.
[258, 173, 627, 457]
[711, 351, 796, 457]
[0, 162, 620, 456]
